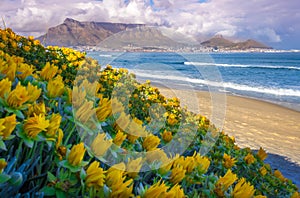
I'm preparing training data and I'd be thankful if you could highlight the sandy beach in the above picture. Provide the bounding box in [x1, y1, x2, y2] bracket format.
[157, 87, 300, 186]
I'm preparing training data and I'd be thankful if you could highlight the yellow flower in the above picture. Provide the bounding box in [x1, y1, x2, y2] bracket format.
[194, 154, 210, 173]
[80, 79, 98, 96]
[23, 45, 31, 52]
[26, 83, 41, 103]
[172, 153, 203, 174]
[85, 161, 106, 190]
[56, 129, 64, 150]
[96, 97, 112, 122]
[0, 59, 16, 81]
[146, 149, 169, 164]
[91, 133, 112, 157]
[254, 196, 267, 198]
[110, 177, 133, 198]
[291, 192, 300, 198]
[184, 155, 198, 173]
[0, 114, 17, 140]
[46, 114, 61, 137]
[113, 130, 127, 146]
[165, 184, 185, 198]
[40, 62, 58, 80]
[27, 102, 46, 117]
[114, 112, 130, 131]
[215, 169, 238, 195]
[260, 167, 267, 176]
[28, 35, 34, 41]
[24, 114, 49, 138]
[111, 98, 125, 114]
[106, 162, 126, 186]
[223, 153, 237, 169]
[0, 78, 11, 98]
[71, 86, 86, 107]
[0, 158, 7, 173]
[143, 135, 160, 151]
[17, 63, 34, 80]
[47, 76, 64, 98]
[257, 147, 268, 161]
[158, 155, 178, 175]
[244, 153, 256, 164]
[126, 134, 139, 144]
[172, 156, 185, 169]
[170, 165, 186, 184]
[232, 178, 255, 198]
[127, 118, 148, 138]
[0, 42, 5, 49]
[274, 170, 286, 182]
[67, 142, 86, 166]
[75, 100, 94, 123]
[144, 180, 168, 198]
[7, 82, 30, 108]
[162, 130, 172, 142]
[167, 113, 178, 125]
[126, 157, 143, 178]
[33, 40, 40, 45]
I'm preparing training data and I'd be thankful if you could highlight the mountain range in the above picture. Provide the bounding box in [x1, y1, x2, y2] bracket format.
[38, 18, 272, 50]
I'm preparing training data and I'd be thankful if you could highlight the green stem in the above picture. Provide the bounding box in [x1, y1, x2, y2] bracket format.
[28, 141, 37, 159]
[38, 142, 45, 175]
[64, 124, 76, 145]
[15, 139, 24, 161]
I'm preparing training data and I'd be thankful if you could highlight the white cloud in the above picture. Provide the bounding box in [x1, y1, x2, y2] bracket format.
[255, 28, 281, 42]
[0, 0, 299, 48]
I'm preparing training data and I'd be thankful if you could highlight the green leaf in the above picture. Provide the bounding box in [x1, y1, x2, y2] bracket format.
[0, 140, 7, 151]
[80, 168, 86, 180]
[14, 110, 25, 119]
[4, 135, 15, 141]
[56, 190, 67, 198]
[0, 174, 11, 183]
[47, 172, 57, 182]
[23, 136, 34, 148]
[41, 186, 56, 196]
[59, 160, 81, 173]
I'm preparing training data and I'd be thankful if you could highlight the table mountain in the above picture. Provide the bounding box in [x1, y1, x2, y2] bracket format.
[38, 18, 145, 46]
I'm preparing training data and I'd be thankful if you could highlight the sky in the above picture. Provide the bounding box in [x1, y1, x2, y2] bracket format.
[0, 0, 299, 49]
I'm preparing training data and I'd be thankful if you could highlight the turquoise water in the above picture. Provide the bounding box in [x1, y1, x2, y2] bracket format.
[87, 52, 300, 111]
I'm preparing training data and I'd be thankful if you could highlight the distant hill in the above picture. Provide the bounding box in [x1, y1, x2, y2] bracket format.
[97, 26, 183, 50]
[201, 35, 234, 48]
[38, 18, 272, 51]
[201, 35, 272, 50]
[38, 18, 181, 48]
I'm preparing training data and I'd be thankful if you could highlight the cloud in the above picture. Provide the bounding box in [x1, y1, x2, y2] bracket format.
[0, 0, 299, 48]
[254, 28, 281, 42]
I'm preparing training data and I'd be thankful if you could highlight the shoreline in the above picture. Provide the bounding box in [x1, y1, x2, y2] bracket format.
[141, 79, 300, 113]
[155, 86, 300, 186]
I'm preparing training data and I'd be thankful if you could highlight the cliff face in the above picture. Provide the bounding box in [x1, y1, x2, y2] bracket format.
[39, 18, 271, 50]
[201, 35, 272, 50]
[38, 18, 145, 46]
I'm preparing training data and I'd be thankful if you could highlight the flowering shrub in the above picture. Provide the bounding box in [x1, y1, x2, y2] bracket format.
[0, 28, 299, 197]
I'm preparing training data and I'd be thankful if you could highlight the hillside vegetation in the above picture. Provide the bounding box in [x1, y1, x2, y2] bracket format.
[0, 28, 299, 197]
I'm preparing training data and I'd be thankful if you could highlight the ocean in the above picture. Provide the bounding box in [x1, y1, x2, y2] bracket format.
[87, 51, 300, 112]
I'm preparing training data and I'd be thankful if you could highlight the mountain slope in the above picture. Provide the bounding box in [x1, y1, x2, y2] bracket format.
[201, 35, 271, 50]
[38, 18, 145, 46]
[200, 35, 234, 48]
